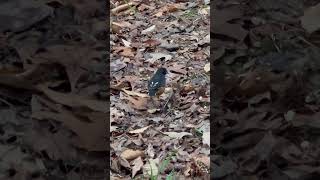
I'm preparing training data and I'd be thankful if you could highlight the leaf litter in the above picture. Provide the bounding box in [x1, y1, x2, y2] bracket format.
[212, 0, 320, 179]
[0, 0, 107, 179]
[111, 0, 210, 178]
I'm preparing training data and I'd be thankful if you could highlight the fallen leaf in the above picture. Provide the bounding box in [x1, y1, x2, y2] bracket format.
[146, 52, 173, 64]
[113, 46, 135, 57]
[123, 95, 148, 110]
[32, 104, 107, 151]
[34, 45, 101, 92]
[111, 59, 127, 72]
[121, 149, 145, 161]
[141, 25, 156, 34]
[143, 159, 159, 177]
[119, 157, 131, 169]
[122, 39, 131, 47]
[122, 89, 149, 98]
[300, 3, 320, 33]
[163, 132, 192, 139]
[131, 156, 144, 178]
[202, 131, 210, 147]
[147, 108, 160, 114]
[37, 85, 107, 113]
[204, 63, 210, 72]
[129, 126, 151, 134]
[110, 126, 118, 132]
[143, 39, 161, 47]
[0, 0, 53, 32]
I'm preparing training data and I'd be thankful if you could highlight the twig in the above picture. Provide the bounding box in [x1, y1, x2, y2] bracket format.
[298, 36, 319, 48]
[111, 2, 137, 14]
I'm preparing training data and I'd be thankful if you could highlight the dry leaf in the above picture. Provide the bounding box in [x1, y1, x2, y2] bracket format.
[300, 3, 320, 33]
[204, 63, 210, 72]
[147, 108, 159, 114]
[113, 47, 135, 57]
[37, 85, 107, 113]
[122, 39, 131, 47]
[147, 52, 173, 63]
[33, 45, 101, 92]
[129, 126, 151, 134]
[143, 159, 159, 176]
[121, 149, 145, 161]
[202, 131, 210, 147]
[123, 95, 148, 110]
[141, 25, 156, 34]
[163, 132, 192, 139]
[111, 126, 118, 132]
[119, 157, 131, 169]
[122, 89, 149, 98]
[131, 156, 144, 178]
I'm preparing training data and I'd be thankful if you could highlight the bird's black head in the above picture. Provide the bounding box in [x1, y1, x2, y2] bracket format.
[156, 67, 168, 75]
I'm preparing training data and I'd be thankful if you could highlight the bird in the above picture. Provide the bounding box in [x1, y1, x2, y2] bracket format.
[148, 67, 168, 97]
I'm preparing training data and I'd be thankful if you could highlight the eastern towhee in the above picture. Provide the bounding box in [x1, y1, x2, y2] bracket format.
[148, 67, 167, 97]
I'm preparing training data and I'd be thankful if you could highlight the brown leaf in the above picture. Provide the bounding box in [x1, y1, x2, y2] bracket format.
[34, 45, 101, 92]
[121, 149, 145, 161]
[122, 89, 149, 98]
[113, 46, 135, 57]
[123, 95, 148, 110]
[32, 95, 107, 151]
[37, 85, 107, 113]
[131, 156, 144, 178]
[143, 39, 161, 47]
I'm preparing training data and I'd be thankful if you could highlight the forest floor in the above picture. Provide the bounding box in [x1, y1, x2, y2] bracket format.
[0, 0, 107, 179]
[212, 0, 320, 179]
[110, 0, 210, 179]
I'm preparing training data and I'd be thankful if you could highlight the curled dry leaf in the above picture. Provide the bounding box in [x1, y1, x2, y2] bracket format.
[129, 126, 151, 134]
[131, 156, 144, 178]
[121, 149, 145, 161]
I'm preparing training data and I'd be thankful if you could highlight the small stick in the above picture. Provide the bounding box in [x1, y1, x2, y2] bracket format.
[111, 2, 137, 14]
